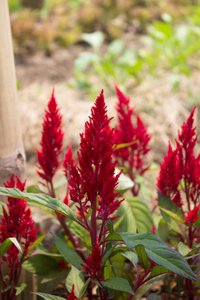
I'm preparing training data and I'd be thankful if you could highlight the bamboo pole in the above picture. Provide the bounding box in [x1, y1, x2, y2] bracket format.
[0, 0, 26, 187]
[0, 1, 36, 299]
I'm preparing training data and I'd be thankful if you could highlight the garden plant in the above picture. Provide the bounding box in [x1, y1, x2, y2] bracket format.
[0, 87, 199, 300]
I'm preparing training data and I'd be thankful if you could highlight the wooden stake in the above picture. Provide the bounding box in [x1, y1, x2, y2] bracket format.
[0, 0, 26, 187]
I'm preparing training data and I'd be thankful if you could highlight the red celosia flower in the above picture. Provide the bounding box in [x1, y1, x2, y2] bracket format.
[157, 142, 182, 207]
[67, 285, 77, 300]
[185, 205, 200, 225]
[113, 85, 151, 195]
[66, 90, 122, 226]
[0, 174, 38, 296]
[157, 107, 200, 248]
[81, 239, 102, 280]
[36, 89, 64, 184]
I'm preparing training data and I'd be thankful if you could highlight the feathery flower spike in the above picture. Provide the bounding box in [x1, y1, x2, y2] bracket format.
[36, 89, 64, 184]
[113, 85, 151, 195]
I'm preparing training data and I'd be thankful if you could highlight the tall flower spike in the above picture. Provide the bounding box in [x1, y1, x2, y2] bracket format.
[113, 85, 151, 195]
[36, 89, 64, 184]
[77, 90, 122, 218]
[67, 90, 122, 246]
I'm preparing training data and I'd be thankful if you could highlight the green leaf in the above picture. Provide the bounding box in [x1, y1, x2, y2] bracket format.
[66, 266, 85, 298]
[34, 293, 66, 300]
[158, 193, 185, 232]
[115, 170, 134, 194]
[51, 233, 84, 270]
[26, 234, 46, 256]
[178, 242, 191, 257]
[79, 278, 91, 300]
[150, 265, 169, 277]
[114, 141, 137, 150]
[101, 278, 134, 295]
[22, 254, 59, 275]
[27, 185, 44, 193]
[117, 250, 138, 266]
[107, 232, 198, 281]
[134, 274, 166, 299]
[135, 245, 150, 269]
[116, 197, 153, 233]
[102, 243, 115, 264]
[0, 238, 13, 257]
[0, 187, 82, 225]
[82, 31, 104, 51]
[0, 201, 7, 216]
[15, 282, 27, 296]
[104, 254, 125, 280]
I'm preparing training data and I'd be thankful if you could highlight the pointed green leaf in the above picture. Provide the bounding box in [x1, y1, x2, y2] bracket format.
[66, 266, 85, 298]
[34, 293, 66, 300]
[134, 274, 166, 299]
[135, 245, 150, 269]
[116, 197, 153, 233]
[158, 193, 185, 231]
[51, 233, 84, 270]
[25, 234, 46, 256]
[79, 278, 91, 300]
[27, 185, 44, 194]
[0, 238, 13, 257]
[0, 187, 82, 225]
[101, 278, 134, 295]
[120, 232, 198, 281]
[15, 283, 27, 296]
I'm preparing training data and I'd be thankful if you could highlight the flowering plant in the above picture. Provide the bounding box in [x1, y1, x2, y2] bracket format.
[0, 175, 38, 299]
[157, 107, 200, 299]
[0, 90, 198, 299]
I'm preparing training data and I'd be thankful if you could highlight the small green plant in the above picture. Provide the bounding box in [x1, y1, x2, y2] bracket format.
[71, 31, 143, 95]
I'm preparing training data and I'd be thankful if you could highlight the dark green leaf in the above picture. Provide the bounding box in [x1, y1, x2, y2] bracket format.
[0, 188, 82, 225]
[34, 293, 66, 300]
[102, 243, 115, 264]
[107, 232, 198, 281]
[51, 233, 84, 270]
[79, 278, 90, 299]
[120, 232, 198, 281]
[101, 278, 134, 295]
[135, 245, 150, 269]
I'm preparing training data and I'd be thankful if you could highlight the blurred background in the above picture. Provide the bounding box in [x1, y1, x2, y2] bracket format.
[8, 0, 200, 181]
